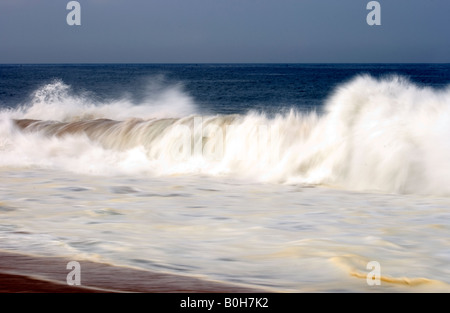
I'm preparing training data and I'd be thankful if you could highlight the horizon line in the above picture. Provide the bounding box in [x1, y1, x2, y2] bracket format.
[1, 62, 450, 65]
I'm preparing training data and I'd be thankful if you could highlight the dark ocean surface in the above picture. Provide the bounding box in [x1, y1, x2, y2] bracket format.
[1, 63, 449, 114]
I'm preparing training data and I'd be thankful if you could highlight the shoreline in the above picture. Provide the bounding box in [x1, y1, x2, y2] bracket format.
[0, 250, 267, 293]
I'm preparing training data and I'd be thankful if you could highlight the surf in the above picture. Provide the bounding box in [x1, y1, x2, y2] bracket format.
[2, 74, 450, 195]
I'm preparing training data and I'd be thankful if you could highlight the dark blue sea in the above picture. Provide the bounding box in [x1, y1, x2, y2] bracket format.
[1, 63, 449, 114]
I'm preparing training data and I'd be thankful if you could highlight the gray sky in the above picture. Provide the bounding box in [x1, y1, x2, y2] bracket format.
[0, 0, 449, 63]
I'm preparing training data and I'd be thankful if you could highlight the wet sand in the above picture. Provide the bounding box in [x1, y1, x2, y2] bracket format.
[0, 250, 266, 293]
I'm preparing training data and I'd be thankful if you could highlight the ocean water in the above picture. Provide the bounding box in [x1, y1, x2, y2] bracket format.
[1, 64, 450, 292]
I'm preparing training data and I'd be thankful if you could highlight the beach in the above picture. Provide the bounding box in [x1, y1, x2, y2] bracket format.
[0, 250, 264, 293]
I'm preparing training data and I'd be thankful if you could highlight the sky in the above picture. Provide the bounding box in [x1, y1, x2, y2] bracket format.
[0, 0, 449, 63]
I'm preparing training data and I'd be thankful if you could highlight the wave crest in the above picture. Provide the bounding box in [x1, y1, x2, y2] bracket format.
[2, 75, 450, 195]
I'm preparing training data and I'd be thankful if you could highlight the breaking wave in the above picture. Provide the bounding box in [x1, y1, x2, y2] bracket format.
[2, 75, 450, 195]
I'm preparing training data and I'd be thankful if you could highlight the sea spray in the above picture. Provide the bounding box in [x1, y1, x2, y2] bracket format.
[2, 75, 450, 195]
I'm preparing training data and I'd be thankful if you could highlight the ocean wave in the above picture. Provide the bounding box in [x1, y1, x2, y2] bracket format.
[2, 75, 450, 195]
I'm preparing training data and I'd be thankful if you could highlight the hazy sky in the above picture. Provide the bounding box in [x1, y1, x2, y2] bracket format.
[0, 0, 449, 63]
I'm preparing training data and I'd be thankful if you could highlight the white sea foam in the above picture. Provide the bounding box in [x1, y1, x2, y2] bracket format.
[11, 79, 197, 121]
[2, 75, 450, 292]
[1, 75, 450, 195]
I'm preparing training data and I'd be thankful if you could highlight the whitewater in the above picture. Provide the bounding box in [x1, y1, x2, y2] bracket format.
[3, 75, 450, 195]
[1, 74, 449, 292]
